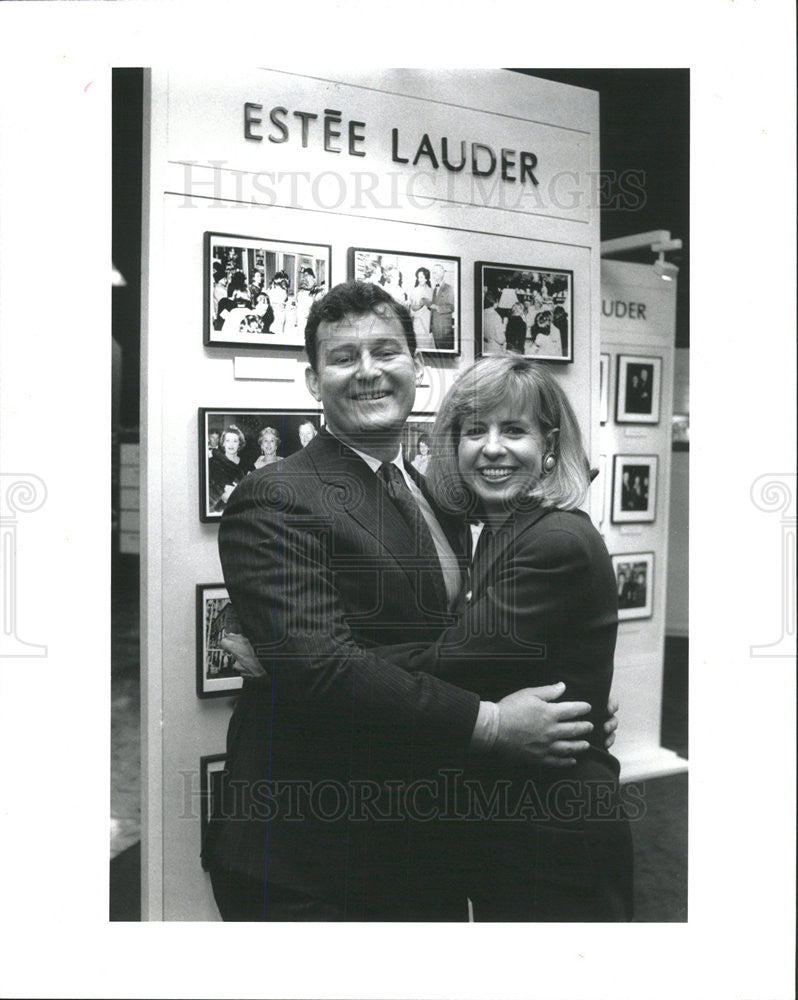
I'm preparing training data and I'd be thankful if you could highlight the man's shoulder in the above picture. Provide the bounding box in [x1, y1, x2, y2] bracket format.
[222, 444, 320, 512]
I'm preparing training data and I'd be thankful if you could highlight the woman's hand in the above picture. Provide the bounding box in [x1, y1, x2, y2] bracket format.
[220, 632, 269, 678]
[604, 695, 619, 749]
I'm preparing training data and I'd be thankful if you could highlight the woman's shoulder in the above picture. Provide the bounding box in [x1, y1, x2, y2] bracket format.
[516, 507, 602, 558]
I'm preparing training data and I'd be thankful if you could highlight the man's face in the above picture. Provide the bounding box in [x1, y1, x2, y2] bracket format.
[305, 310, 422, 445]
[298, 422, 316, 447]
[432, 265, 444, 285]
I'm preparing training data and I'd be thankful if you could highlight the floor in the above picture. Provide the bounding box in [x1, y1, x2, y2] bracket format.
[111, 556, 141, 860]
[111, 554, 689, 921]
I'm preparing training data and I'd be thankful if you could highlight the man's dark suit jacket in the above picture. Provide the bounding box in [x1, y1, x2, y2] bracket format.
[204, 429, 480, 919]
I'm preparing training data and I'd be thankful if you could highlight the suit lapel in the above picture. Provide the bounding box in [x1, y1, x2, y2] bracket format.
[307, 431, 411, 550]
[306, 432, 448, 612]
[469, 505, 551, 596]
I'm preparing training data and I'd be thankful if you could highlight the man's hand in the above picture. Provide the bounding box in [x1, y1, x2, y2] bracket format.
[604, 695, 619, 749]
[495, 682, 593, 766]
[220, 632, 269, 679]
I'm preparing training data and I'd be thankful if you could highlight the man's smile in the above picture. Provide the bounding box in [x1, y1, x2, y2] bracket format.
[351, 389, 390, 401]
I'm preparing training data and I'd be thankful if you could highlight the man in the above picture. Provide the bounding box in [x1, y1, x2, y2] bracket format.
[297, 419, 317, 448]
[205, 281, 606, 921]
[429, 262, 455, 350]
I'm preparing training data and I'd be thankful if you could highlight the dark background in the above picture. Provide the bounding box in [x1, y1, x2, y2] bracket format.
[113, 68, 689, 427]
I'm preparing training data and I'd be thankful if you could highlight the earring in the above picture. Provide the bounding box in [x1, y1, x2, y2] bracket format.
[542, 453, 557, 474]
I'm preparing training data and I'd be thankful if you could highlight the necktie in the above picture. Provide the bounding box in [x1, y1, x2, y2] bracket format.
[377, 462, 446, 607]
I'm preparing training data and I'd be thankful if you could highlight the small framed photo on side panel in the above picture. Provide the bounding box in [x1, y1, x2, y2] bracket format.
[611, 552, 654, 621]
[611, 454, 658, 523]
[615, 354, 662, 424]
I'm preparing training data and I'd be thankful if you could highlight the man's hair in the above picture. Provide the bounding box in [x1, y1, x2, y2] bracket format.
[304, 280, 416, 371]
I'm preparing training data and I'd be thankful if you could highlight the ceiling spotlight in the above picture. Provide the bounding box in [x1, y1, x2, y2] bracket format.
[653, 253, 679, 281]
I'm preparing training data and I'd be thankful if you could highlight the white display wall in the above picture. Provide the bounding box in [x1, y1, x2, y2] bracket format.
[599, 259, 687, 781]
[142, 68, 601, 920]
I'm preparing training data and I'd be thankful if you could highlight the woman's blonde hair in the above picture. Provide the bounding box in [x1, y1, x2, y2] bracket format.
[426, 355, 589, 514]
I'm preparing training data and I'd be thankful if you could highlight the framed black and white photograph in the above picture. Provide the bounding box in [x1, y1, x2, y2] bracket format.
[600, 353, 610, 424]
[611, 454, 658, 523]
[199, 753, 226, 854]
[199, 408, 322, 521]
[475, 261, 573, 361]
[348, 248, 461, 356]
[400, 413, 436, 477]
[205, 232, 332, 349]
[615, 354, 662, 423]
[611, 552, 654, 621]
[196, 584, 243, 698]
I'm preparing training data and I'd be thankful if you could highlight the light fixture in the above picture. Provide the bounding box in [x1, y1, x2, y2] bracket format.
[601, 230, 682, 282]
[653, 252, 679, 281]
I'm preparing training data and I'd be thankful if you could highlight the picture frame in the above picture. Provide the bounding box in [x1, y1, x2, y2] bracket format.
[199, 753, 226, 857]
[611, 552, 654, 621]
[611, 454, 658, 523]
[401, 412, 436, 477]
[348, 247, 461, 356]
[475, 261, 574, 362]
[204, 232, 332, 350]
[599, 353, 610, 424]
[196, 584, 244, 698]
[615, 354, 662, 424]
[199, 408, 322, 521]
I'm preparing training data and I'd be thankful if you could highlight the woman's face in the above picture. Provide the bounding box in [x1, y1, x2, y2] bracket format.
[261, 434, 278, 457]
[418, 440, 429, 456]
[221, 433, 240, 457]
[457, 401, 547, 515]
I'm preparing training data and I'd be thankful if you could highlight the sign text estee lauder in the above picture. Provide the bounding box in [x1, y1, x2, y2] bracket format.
[243, 103, 539, 185]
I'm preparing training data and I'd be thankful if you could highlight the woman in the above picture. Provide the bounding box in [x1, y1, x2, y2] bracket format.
[407, 355, 632, 920]
[525, 308, 562, 357]
[408, 267, 433, 348]
[267, 271, 290, 334]
[215, 270, 250, 330]
[482, 290, 505, 353]
[382, 264, 407, 305]
[410, 433, 431, 475]
[253, 426, 284, 469]
[504, 302, 527, 354]
[208, 425, 251, 513]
